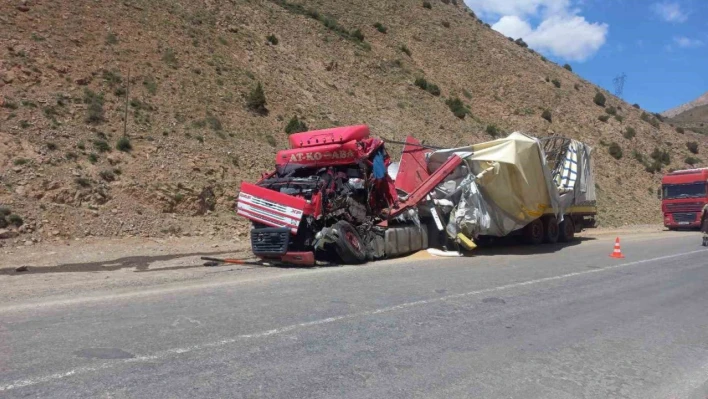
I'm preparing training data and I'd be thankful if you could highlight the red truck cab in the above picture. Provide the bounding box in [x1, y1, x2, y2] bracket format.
[661, 168, 708, 229]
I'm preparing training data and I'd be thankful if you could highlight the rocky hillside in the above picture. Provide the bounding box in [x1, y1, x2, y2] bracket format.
[663, 90, 708, 119]
[668, 104, 708, 136]
[2, 0, 707, 246]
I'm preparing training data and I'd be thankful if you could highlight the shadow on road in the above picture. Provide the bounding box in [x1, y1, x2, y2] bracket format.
[2, 236, 600, 276]
[0, 250, 241, 276]
[467, 236, 596, 257]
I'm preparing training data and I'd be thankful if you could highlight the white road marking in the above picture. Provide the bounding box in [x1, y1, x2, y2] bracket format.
[0, 248, 705, 392]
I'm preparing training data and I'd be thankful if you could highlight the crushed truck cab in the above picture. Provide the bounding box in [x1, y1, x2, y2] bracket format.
[237, 125, 402, 265]
[236, 125, 596, 265]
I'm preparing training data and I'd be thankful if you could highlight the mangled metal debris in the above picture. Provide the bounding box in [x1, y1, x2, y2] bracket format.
[236, 125, 596, 265]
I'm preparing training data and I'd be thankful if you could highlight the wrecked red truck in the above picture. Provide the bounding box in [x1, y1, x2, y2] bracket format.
[236, 125, 596, 265]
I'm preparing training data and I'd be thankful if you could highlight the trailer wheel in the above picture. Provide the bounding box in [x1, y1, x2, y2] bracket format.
[558, 217, 575, 242]
[332, 221, 367, 264]
[543, 216, 559, 244]
[522, 219, 544, 245]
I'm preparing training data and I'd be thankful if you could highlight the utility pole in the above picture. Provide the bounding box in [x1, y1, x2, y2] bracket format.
[613, 73, 627, 98]
[123, 68, 130, 137]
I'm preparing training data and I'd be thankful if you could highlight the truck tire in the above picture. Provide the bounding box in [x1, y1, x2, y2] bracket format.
[332, 221, 367, 264]
[543, 216, 559, 244]
[522, 219, 544, 245]
[558, 217, 575, 242]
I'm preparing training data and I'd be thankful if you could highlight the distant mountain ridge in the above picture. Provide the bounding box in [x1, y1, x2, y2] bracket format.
[668, 103, 708, 136]
[663, 91, 708, 118]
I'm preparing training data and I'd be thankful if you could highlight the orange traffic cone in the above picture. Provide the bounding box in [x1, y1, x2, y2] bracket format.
[609, 237, 625, 259]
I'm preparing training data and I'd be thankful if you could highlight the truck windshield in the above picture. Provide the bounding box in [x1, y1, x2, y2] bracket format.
[662, 183, 707, 199]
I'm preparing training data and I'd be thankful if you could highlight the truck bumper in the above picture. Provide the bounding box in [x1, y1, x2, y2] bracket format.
[250, 227, 316, 266]
[250, 227, 291, 254]
[257, 252, 316, 266]
[664, 212, 701, 228]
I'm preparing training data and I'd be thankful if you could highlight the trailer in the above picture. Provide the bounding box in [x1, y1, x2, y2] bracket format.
[236, 125, 596, 265]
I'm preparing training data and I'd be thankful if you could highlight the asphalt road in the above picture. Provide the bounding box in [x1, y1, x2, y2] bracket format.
[1, 232, 707, 398]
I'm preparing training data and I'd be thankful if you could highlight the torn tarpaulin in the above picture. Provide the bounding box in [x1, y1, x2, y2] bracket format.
[426, 132, 564, 238]
[445, 174, 490, 239]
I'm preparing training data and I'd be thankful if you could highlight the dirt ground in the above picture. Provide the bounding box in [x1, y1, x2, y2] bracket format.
[0, 235, 252, 306]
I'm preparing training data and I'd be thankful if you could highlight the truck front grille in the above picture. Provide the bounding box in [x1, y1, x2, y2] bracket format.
[666, 202, 703, 212]
[673, 212, 698, 223]
[251, 227, 290, 255]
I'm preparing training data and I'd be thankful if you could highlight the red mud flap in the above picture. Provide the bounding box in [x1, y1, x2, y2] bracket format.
[259, 252, 315, 266]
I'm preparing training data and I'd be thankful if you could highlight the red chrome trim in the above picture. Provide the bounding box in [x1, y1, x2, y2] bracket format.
[240, 182, 309, 211]
[239, 198, 299, 221]
[237, 202, 299, 227]
[237, 208, 298, 229]
[237, 182, 307, 234]
[237, 210, 298, 234]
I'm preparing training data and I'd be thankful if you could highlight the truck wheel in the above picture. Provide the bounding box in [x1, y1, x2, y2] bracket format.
[558, 217, 575, 242]
[543, 216, 559, 244]
[332, 221, 367, 264]
[522, 219, 544, 245]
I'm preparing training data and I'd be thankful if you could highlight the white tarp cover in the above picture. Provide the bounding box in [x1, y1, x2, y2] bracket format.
[547, 138, 596, 209]
[428, 132, 562, 237]
[557, 142, 578, 192]
[569, 140, 595, 204]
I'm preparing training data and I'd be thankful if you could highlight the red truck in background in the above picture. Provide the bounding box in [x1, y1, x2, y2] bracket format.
[661, 168, 708, 230]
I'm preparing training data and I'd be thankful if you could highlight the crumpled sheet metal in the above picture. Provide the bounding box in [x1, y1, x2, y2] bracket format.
[429, 132, 563, 237]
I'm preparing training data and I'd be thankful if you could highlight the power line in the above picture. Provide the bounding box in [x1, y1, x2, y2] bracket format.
[613, 73, 627, 98]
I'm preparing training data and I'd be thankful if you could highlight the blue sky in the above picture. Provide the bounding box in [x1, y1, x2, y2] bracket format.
[465, 0, 708, 113]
